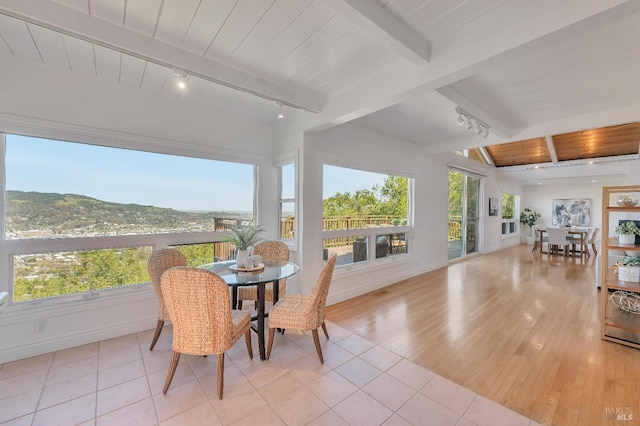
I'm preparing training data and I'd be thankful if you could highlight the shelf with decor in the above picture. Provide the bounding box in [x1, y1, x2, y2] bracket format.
[600, 185, 640, 349]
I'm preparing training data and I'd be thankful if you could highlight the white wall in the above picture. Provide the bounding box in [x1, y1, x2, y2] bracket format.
[299, 124, 519, 304]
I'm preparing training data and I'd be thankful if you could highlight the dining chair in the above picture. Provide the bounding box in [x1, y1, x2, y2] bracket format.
[266, 253, 337, 364]
[581, 227, 594, 255]
[546, 227, 570, 256]
[567, 227, 590, 255]
[532, 225, 547, 252]
[161, 267, 253, 399]
[237, 241, 290, 309]
[147, 247, 187, 351]
[590, 227, 600, 255]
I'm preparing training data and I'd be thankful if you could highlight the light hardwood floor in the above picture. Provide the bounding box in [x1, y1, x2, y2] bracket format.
[326, 244, 640, 426]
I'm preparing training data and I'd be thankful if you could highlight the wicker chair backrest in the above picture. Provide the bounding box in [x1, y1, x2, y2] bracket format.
[147, 248, 187, 321]
[161, 267, 234, 355]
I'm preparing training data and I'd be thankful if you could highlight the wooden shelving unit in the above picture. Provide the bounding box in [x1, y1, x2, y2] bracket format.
[601, 185, 640, 349]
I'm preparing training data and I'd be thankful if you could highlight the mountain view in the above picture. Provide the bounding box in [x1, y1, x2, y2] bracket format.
[6, 190, 250, 239]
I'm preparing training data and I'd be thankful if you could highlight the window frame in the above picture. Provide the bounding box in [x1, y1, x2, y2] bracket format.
[501, 192, 520, 237]
[321, 160, 413, 268]
[276, 157, 297, 249]
[1, 130, 259, 306]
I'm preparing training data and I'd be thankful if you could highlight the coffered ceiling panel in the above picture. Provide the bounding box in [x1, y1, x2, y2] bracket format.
[553, 123, 640, 161]
[486, 137, 551, 167]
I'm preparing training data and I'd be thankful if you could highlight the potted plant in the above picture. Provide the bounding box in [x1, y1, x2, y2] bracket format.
[614, 221, 640, 245]
[519, 208, 541, 244]
[223, 222, 265, 267]
[618, 255, 640, 282]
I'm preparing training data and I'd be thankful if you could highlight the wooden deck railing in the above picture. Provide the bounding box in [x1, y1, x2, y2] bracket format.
[448, 217, 462, 241]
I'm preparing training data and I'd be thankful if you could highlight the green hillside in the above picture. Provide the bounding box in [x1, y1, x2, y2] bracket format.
[6, 190, 246, 237]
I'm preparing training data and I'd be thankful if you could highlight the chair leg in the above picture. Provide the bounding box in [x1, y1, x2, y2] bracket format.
[592, 243, 598, 255]
[267, 328, 275, 360]
[162, 351, 181, 394]
[149, 319, 164, 351]
[244, 329, 253, 359]
[217, 354, 225, 400]
[321, 321, 329, 339]
[312, 329, 324, 364]
[238, 300, 243, 309]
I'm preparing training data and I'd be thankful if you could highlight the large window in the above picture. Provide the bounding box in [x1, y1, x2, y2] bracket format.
[501, 192, 519, 236]
[322, 164, 410, 266]
[3, 133, 256, 303]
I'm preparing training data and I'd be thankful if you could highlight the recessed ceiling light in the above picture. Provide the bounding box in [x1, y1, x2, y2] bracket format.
[538, 182, 542, 185]
[592, 180, 597, 183]
[588, 160, 594, 165]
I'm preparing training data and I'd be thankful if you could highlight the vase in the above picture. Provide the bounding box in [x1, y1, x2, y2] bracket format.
[619, 234, 635, 245]
[236, 249, 249, 268]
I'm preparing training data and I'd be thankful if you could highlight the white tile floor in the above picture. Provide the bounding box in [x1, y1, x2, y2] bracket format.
[0, 321, 540, 425]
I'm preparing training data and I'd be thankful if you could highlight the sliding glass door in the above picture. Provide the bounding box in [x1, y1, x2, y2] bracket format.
[448, 169, 481, 260]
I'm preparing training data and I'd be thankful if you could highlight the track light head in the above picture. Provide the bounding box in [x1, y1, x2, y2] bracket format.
[455, 107, 490, 138]
[274, 100, 285, 119]
[173, 69, 188, 90]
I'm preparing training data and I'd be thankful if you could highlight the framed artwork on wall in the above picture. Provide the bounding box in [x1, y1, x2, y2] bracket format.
[552, 198, 591, 226]
[489, 197, 498, 216]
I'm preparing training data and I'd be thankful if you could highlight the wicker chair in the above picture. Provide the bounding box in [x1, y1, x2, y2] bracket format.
[161, 267, 253, 399]
[237, 241, 290, 309]
[266, 253, 337, 364]
[147, 247, 187, 351]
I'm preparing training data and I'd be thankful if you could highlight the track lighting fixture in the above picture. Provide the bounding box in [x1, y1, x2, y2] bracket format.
[455, 107, 490, 138]
[274, 101, 284, 119]
[173, 69, 188, 90]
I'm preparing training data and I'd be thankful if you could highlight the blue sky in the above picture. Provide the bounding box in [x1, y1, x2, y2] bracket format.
[5, 135, 386, 212]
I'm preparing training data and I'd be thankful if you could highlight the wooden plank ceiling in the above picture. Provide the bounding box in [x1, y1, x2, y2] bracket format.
[484, 123, 640, 167]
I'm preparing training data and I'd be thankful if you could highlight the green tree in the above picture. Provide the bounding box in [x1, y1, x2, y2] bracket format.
[448, 171, 463, 218]
[372, 176, 408, 217]
[322, 175, 408, 219]
[502, 193, 515, 219]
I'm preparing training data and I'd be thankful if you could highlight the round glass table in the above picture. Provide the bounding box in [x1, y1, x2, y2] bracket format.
[200, 260, 299, 360]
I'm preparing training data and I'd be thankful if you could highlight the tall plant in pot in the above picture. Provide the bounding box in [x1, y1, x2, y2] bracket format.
[520, 208, 541, 244]
[223, 222, 265, 267]
[614, 221, 640, 245]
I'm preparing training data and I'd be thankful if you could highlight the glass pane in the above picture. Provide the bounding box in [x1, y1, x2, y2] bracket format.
[502, 193, 516, 219]
[171, 241, 237, 265]
[323, 165, 408, 230]
[465, 176, 480, 255]
[13, 247, 152, 302]
[323, 236, 368, 265]
[5, 134, 255, 240]
[280, 202, 295, 239]
[281, 163, 295, 199]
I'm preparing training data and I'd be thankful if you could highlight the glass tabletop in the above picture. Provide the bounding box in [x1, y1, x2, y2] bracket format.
[199, 260, 299, 286]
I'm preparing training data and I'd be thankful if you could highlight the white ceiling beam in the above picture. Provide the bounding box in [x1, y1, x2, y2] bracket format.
[321, 0, 430, 65]
[545, 135, 559, 164]
[478, 146, 494, 167]
[311, 0, 640, 132]
[0, 0, 325, 113]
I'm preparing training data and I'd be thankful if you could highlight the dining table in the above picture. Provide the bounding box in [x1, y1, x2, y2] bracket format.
[199, 260, 299, 360]
[532, 227, 589, 257]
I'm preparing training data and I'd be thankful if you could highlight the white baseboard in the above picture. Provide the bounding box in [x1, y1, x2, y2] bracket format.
[0, 317, 157, 363]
